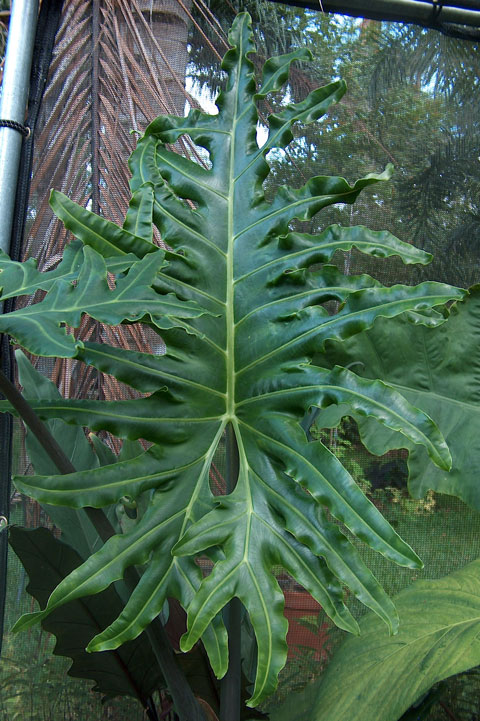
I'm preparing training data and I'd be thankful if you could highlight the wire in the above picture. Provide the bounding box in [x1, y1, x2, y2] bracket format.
[0, 119, 30, 137]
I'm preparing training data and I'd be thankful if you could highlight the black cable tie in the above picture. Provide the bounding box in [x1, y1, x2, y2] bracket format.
[431, 0, 444, 22]
[0, 119, 30, 138]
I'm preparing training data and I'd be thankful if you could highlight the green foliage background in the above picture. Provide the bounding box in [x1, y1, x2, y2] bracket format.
[190, 0, 479, 289]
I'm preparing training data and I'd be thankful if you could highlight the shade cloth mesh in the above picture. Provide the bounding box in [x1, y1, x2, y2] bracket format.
[1, 1, 479, 719]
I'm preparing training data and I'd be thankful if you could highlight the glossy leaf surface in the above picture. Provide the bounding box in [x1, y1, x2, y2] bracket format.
[0, 246, 207, 357]
[15, 349, 122, 558]
[3, 13, 464, 706]
[0, 239, 137, 301]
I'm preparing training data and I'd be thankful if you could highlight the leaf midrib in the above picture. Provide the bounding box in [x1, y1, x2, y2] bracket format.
[234, 286, 356, 328]
[92, 424, 223, 649]
[7, 287, 197, 317]
[341, 612, 480, 675]
[20, 402, 219, 425]
[234, 239, 426, 285]
[156, 270, 225, 308]
[390, 381, 480, 413]
[226, 31, 243, 419]
[83, 345, 226, 399]
[17, 453, 213, 497]
[152, 196, 226, 258]
[233, 186, 361, 243]
[46, 507, 187, 613]
[56, 198, 139, 256]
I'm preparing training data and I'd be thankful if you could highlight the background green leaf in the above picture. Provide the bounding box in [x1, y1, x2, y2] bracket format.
[310, 560, 480, 721]
[323, 285, 480, 509]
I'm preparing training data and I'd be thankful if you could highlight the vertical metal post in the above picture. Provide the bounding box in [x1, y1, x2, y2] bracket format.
[0, 0, 39, 659]
[0, 0, 39, 254]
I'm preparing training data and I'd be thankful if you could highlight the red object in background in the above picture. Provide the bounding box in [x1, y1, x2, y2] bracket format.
[283, 591, 330, 661]
[167, 587, 332, 662]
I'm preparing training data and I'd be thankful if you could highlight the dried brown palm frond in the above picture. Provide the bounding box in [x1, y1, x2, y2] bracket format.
[21, 0, 225, 411]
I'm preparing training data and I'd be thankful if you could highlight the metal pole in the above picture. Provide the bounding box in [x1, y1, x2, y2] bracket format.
[267, 0, 480, 35]
[0, 0, 39, 254]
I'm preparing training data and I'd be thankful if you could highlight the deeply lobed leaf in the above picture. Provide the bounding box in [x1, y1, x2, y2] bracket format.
[9, 527, 164, 703]
[2, 12, 465, 707]
[0, 246, 208, 357]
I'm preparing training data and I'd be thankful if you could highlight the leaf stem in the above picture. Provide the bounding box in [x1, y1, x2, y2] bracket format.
[0, 365, 205, 721]
[219, 423, 242, 721]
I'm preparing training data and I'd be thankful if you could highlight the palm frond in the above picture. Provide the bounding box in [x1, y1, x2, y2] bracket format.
[22, 0, 215, 403]
[369, 23, 479, 104]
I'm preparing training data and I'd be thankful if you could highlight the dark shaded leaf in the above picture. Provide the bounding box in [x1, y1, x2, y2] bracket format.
[8, 526, 163, 704]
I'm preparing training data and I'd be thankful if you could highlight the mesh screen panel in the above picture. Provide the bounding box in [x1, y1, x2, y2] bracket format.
[1, 1, 479, 719]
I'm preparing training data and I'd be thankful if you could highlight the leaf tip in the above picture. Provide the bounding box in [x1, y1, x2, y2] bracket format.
[349, 619, 361, 637]
[11, 611, 42, 633]
[407, 552, 424, 571]
[179, 632, 194, 654]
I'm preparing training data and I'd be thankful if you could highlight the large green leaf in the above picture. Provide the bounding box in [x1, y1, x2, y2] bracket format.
[0, 239, 138, 301]
[14, 349, 122, 559]
[2, 13, 465, 707]
[8, 526, 164, 704]
[9, 526, 260, 717]
[310, 559, 480, 721]
[0, 245, 206, 356]
[322, 285, 480, 509]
